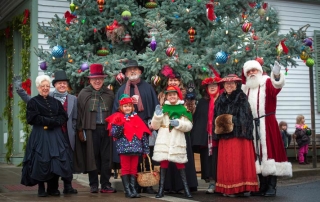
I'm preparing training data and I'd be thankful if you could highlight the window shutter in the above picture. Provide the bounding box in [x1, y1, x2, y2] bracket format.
[314, 30, 320, 112]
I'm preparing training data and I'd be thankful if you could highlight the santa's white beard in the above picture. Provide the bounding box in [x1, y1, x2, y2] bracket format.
[246, 73, 262, 89]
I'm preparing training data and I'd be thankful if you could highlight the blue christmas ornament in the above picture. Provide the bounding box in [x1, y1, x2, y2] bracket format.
[52, 45, 64, 58]
[215, 16, 221, 22]
[215, 51, 228, 64]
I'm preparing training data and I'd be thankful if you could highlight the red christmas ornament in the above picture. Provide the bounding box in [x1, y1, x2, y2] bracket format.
[166, 46, 176, 57]
[187, 27, 196, 43]
[252, 35, 259, 40]
[255, 57, 264, 66]
[122, 34, 132, 43]
[242, 22, 252, 32]
[206, 0, 217, 21]
[97, 0, 105, 12]
[94, 28, 97, 33]
[78, 69, 82, 73]
[116, 72, 125, 85]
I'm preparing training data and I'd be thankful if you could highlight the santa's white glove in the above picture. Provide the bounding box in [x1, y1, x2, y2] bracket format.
[270, 61, 281, 75]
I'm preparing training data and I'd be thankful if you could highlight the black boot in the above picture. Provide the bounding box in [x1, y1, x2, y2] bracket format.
[179, 169, 192, 198]
[129, 175, 141, 198]
[63, 179, 78, 194]
[121, 175, 135, 198]
[264, 176, 277, 197]
[304, 154, 310, 164]
[251, 174, 268, 196]
[155, 168, 167, 198]
[47, 175, 60, 196]
[37, 182, 48, 197]
[114, 169, 119, 179]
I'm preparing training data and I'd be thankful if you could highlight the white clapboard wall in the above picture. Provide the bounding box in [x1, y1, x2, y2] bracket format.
[267, 0, 320, 134]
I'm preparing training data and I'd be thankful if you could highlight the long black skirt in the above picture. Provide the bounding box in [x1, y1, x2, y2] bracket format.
[21, 126, 73, 186]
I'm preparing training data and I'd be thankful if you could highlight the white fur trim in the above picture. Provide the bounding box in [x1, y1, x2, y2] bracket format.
[164, 100, 184, 105]
[243, 60, 263, 77]
[261, 159, 276, 176]
[275, 162, 292, 177]
[270, 72, 285, 89]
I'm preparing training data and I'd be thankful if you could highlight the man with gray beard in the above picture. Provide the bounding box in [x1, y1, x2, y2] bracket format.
[241, 60, 292, 197]
[112, 59, 159, 194]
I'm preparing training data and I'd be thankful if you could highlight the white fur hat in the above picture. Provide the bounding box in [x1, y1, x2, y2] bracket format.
[243, 60, 263, 77]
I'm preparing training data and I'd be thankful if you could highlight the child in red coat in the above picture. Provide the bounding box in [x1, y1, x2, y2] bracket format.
[105, 94, 151, 198]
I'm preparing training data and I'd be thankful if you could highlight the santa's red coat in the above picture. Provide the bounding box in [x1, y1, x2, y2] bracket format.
[242, 73, 292, 177]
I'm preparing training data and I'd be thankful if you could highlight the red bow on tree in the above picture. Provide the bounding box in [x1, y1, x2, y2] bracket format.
[22, 79, 32, 95]
[206, 0, 216, 21]
[23, 9, 30, 25]
[64, 11, 77, 25]
[8, 84, 13, 98]
[5, 27, 10, 39]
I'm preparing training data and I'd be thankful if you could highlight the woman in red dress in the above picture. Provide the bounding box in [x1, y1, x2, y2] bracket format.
[214, 74, 258, 197]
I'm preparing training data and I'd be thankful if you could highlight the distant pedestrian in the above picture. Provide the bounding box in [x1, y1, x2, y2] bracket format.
[294, 115, 311, 165]
[279, 121, 291, 154]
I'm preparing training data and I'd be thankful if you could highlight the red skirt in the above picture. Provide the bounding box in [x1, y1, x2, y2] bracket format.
[215, 138, 259, 194]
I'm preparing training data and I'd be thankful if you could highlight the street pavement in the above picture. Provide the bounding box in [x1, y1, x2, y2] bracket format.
[0, 159, 319, 202]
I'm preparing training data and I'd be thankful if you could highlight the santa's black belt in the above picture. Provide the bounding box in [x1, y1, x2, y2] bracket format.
[253, 112, 275, 164]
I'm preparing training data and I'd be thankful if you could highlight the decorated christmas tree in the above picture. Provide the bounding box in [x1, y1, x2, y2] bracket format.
[35, 0, 314, 95]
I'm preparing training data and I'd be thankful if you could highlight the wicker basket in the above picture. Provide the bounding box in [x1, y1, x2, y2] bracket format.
[137, 154, 160, 187]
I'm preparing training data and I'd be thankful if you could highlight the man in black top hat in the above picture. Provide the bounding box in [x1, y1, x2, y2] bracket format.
[76, 64, 115, 194]
[13, 70, 78, 195]
[113, 59, 159, 194]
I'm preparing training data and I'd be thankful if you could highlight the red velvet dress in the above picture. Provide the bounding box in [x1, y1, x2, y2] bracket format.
[215, 138, 259, 194]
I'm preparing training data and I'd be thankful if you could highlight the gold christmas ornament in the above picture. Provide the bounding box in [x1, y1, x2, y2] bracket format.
[300, 51, 308, 60]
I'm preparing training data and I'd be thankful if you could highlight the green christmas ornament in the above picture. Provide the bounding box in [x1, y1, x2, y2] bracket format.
[70, 3, 76, 12]
[145, 0, 157, 9]
[306, 58, 314, 67]
[258, 8, 266, 16]
[97, 47, 109, 56]
[121, 11, 132, 21]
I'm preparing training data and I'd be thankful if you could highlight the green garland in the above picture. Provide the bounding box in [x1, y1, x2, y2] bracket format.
[1, 10, 31, 163]
[2, 28, 14, 163]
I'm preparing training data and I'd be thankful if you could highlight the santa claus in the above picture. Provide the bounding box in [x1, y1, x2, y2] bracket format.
[242, 60, 292, 197]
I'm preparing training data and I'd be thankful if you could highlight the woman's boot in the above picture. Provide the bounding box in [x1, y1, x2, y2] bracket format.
[47, 175, 60, 196]
[179, 169, 192, 198]
[304, 154, 310, 164]
[155, 168, 167, 198]
[129, 175, 141, 198]
[121, 175, 134, 198]
[37, 182, 48, 197]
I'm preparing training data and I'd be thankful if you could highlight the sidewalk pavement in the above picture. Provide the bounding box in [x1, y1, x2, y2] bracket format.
[0, 160, 319, 201]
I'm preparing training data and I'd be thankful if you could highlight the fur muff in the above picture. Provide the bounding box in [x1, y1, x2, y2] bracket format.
[214, 114, 234, 134]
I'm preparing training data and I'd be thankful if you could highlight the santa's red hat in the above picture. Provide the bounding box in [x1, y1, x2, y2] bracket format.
[243, 60, 263, 78]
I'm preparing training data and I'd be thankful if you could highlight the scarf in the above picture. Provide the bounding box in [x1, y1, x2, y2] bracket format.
[207, 88, 219, 156]
[52, 90, 68, 105]
[162, 103, 192, 131]
[89, 86, 107, 112]
[124, 78, 144, 112]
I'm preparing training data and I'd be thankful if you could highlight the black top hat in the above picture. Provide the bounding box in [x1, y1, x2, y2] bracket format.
[121, 60, 144, 74]
[52, 70, 69, 86]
